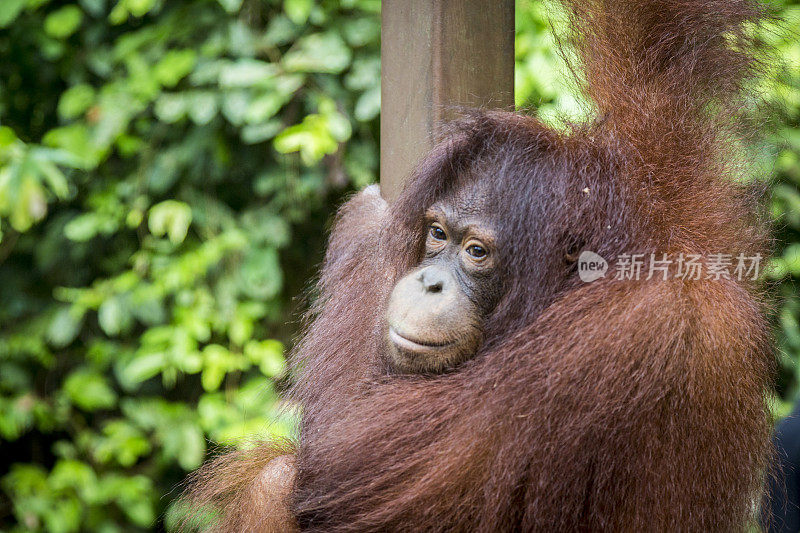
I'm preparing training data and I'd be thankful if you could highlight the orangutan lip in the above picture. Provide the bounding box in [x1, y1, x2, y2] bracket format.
[389, 328, 453, 351]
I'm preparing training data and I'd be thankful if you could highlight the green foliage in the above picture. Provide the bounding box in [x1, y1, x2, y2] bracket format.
[0, 0, 378, 530]
[0, 0, 798, 530]
[752, 3, 800, 416]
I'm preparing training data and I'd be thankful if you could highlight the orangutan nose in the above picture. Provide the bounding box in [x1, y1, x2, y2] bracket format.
[418, 266, 448, 294]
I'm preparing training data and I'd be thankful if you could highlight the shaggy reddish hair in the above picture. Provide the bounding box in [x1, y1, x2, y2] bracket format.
[186, 0, 776, 530]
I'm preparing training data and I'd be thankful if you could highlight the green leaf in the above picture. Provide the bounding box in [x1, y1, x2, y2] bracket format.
[354, 85, 380, 121]
[219, 59, 277, 88]
[0, 396, 35, 439]
[0, 0, 27, 28]
[283, 32, 352, 74]
[784, 243, 800, 274]
[244, 339, 285, 377]
[64, 212, 106, 241]
[345, 56, 380, 91]
[64, 370, 117, 411]
[237, 247, 283, 299]
[263, 14, 300, 46]
[342, 17, 379, 47]
[284, 0, 313, 25]
[98, 296, 133, 337]
[241, 121, 282, 144]
[273, 110, 350, 165]
[200, 344, 246, 392]
[99, 473, 155, 525]
[32, 156, 71, 198]
[240, 208, 290, 247]
[6, 176, 48, 232]
[154, 93, 188, 123]
[117, 352, 165, 387]
[154, 50, 197, 88]
[47, 307, 84, 348]
[93, 421, 151, 466]
[161, 422, 205, 470]
[0, 125, 17, 146]
[79, 0, 106, 17]
[43, 123, 106, 168]
[109, 0, 156, 23]
[767, 257, 788, 279]
[148, 200, 192, 244]
[45, 6, 84, 39]
[217, 0, 243, 13]
[126, 0, 156, 16]
[221, 91, 250, 126]
[245, 92, 288, 124]
[187, 92, 218, 125]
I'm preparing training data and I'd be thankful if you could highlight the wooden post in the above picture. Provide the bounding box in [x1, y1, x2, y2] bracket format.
[380, 0, 515, 202]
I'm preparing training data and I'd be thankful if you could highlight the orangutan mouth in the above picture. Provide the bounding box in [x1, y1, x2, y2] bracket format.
[388, 327, 454, 353]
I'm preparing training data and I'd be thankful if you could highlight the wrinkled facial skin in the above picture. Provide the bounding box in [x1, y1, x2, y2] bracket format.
[385, 193, 504, 374]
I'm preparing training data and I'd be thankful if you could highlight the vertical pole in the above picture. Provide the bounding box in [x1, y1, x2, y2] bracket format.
[380, 0, 516, 202]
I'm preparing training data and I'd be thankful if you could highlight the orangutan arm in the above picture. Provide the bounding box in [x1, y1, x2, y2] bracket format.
[238, 186, 387, 530]
[322, 184, 386, 278]
[253, 455, 298, 533]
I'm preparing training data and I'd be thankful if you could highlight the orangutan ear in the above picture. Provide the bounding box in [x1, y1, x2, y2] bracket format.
[254, 455, 299, 533]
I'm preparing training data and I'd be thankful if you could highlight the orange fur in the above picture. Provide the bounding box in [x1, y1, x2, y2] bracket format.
[185, 1, 776, 531]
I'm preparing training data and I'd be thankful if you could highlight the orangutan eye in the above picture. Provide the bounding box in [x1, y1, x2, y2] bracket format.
[466, 244, 487, 259]
[429, 225, 447, 241]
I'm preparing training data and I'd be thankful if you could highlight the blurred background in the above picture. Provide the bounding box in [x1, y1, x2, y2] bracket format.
[0, 0, 798, 531]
